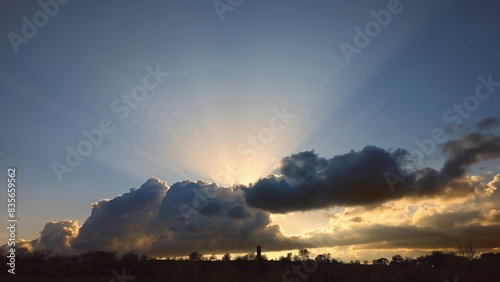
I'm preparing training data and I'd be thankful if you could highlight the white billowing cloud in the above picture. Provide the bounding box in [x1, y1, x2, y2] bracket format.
[486, 174, 500, 197]
[21, 177, 300, 256]
[484, 210, 500, 224]
[151, 180, 301, 255]
[1, 220, 79, 255]
[71, 177, 168, 253]
[34, 220, 80, 254]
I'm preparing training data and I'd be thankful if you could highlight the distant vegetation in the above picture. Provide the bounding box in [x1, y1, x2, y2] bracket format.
[1, 247, 500, 281]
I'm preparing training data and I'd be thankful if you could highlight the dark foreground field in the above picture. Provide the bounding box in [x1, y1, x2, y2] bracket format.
[2, 258, 500, 282]
[2, 249, 500, 282]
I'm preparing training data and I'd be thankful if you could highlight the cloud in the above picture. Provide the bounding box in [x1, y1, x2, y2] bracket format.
[65, 177, 300, 256]
[5, 131, 500, 258]
[34, 220, 80, 254]
[71, 177, 168, 252]
[151, 180, 302, 255]
[243, 133, 500, 213]
[413, 211, 482, 228]
[485, 174, 500, 197]
[1, 220, 80, 255]
[299, 181, 500, 252]
[439, 132, 500, 182]
[243, 147, 413, 213]
[5, 173, 500, 257]
[306, 223, 500, 250]
[475, 117, 500, 130]
[484, 209, 500, 224]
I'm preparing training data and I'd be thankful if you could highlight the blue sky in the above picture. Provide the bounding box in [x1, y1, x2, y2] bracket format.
[1, 0, 500, 260]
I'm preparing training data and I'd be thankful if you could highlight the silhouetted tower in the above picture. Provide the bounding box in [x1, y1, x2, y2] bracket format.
[256, 246, 262, 261]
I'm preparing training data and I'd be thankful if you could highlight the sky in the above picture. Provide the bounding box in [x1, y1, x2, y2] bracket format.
[1, 0, 500, 261]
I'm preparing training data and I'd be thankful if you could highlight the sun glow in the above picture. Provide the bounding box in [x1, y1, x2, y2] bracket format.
[142, 91, 315, 186]
[207, 155, 278, 186]
[97, 75, 339, 186]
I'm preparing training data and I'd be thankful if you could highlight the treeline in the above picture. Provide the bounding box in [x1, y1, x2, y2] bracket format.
[1, 248, 150, 278]
[1, 247, 500, 281]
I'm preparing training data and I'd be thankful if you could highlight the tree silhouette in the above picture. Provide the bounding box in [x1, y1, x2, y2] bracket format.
[188, 251, 203, 261]
[121, 251, 140, 274]
[2, 247, 500, 280]
[242, 252, 256, 261]
[315, 254, 331, 262]
[390, 254, 404, 266]
[457, 239, 476, 259]
[208, 254, 217, 261]
[80, 251, 117, 275]
[222, 253, 231, 261]
[298, 248, 310, 261]
[480, 252, 500, 260]
[373, 258, 389, 265]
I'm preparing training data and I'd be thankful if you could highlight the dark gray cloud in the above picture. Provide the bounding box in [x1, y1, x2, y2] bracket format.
[440, 132, 500, 181]
[244, 147, 415, 213]
[307, 223, 500, 250]
[415, 211, 482, 228]
[244, 133, 500, 213]
[476, 117, 500, 131]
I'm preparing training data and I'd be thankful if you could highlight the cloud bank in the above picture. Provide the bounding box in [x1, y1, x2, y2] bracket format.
[3, 129, 500, 258]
